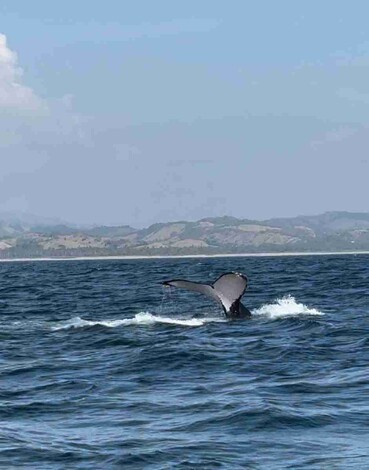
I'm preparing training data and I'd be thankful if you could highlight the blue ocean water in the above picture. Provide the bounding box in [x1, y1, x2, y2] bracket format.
[0, 255, 369, 469]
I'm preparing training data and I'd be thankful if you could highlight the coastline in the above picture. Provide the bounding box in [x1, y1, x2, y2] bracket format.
[0, 250, 369, 263]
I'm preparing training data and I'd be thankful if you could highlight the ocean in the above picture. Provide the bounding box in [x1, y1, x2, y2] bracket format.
[1, 255, 368, 468]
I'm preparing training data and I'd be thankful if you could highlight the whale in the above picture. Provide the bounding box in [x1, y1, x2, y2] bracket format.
[162, 272, 251, 319]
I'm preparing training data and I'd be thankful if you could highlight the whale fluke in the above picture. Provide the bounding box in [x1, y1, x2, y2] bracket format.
[162, 272, 251, 318]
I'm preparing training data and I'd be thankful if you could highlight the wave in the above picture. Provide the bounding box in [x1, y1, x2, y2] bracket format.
[51, 312, 226, 331]
[252, 295, 323, 319]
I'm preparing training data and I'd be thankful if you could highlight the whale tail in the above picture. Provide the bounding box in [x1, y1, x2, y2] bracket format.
[162, 272, 251, 318]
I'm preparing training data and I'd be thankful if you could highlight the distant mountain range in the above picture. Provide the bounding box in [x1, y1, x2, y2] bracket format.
[1, 211, 369, 258]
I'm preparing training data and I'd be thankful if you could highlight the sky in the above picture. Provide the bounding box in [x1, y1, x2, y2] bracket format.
[0, 1, 369, 227]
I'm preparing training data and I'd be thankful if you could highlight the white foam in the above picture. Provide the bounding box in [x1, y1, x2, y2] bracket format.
[252, 295, 323, 319]
[51, 312, 225, 330]
[50, 297, 323, 330]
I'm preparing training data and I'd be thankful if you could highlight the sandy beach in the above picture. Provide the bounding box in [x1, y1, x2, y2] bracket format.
[1, 251, 369, 263]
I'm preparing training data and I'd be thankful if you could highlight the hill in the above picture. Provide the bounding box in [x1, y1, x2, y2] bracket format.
[0, 211, 369, 258]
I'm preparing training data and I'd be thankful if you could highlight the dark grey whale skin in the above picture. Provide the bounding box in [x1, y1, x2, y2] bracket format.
[227, 301, 252, 319]
[162, 272, 252, 319]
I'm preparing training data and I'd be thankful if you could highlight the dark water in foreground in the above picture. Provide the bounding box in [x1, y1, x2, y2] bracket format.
[0, 255, 369, 469]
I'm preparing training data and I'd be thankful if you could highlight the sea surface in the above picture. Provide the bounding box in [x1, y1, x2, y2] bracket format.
[1, 255, 369, 469]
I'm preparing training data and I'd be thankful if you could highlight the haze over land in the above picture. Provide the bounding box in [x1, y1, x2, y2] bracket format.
[1, 211, 369, 258]
[1, 2, 369, 227]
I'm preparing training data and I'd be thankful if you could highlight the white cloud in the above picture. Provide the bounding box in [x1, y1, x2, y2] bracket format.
[0, 33, 45, 111]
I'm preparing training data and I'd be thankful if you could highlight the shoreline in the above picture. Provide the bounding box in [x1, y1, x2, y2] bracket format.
[0, 250, 369, 263]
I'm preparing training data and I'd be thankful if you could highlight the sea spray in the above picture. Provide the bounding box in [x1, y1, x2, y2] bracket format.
[51, 296, 322, 330]
[252, 295, 323, 319]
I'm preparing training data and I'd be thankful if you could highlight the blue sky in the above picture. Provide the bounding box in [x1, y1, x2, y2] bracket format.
[0, 1, 368, 226]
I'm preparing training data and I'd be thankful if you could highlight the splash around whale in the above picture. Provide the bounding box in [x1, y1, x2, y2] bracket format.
[47, 272, 324, 331]
[49, 296, 323, 331]
[162, 272, 323, 320]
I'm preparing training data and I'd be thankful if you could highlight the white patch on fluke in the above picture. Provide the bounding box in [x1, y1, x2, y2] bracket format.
[51, 312, 225, 330]
[252, 295, 323, 319]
